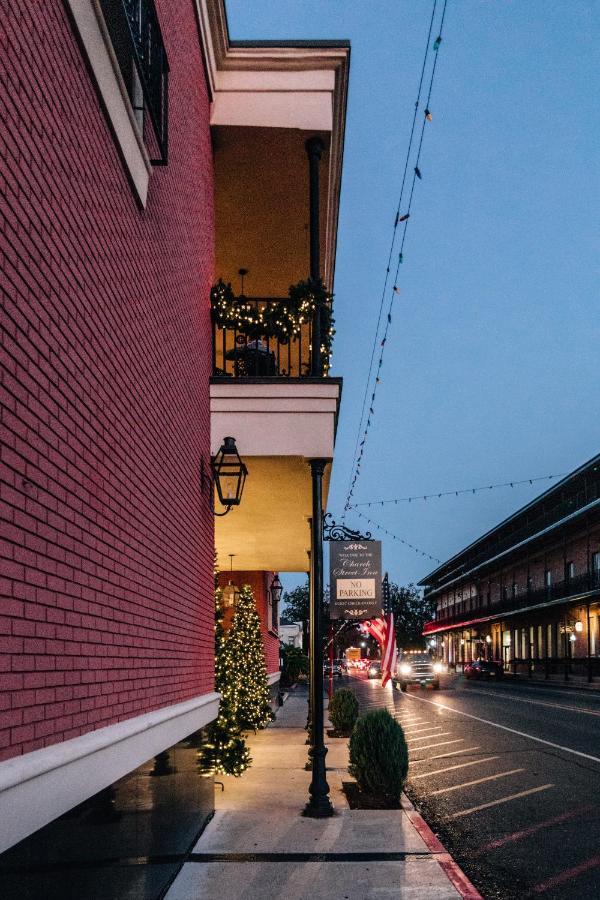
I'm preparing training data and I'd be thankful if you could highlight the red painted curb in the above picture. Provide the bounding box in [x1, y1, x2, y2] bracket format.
[403, 796, 483, 900]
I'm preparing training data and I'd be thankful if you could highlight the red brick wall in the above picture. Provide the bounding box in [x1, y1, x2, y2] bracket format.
[217, 571, 280, 675]
[0, 2, 215, 760]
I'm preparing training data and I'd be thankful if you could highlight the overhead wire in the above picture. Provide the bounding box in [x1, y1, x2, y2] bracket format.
[350, 509, 441, 563]
[342, 0, 439, 519]
[348, 473, 567, 509]
[344, 0, 450, 514]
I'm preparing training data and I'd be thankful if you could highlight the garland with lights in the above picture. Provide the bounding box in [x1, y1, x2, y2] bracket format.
[211, 278, 335, 372]
[200, 581, 251, 777]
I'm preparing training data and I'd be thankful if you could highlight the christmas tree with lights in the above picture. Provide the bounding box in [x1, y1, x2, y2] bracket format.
[200, 584, 251, 777]
[223, 584, 274, 732]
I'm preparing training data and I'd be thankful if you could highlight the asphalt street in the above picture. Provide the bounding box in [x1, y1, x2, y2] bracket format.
[344, 671, 600, 900]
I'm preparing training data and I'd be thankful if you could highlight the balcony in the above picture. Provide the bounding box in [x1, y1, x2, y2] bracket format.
[428, 570, 600, 631]
[211, 281, 333, 378]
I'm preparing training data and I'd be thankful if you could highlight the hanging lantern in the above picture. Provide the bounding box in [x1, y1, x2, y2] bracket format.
[211, 437, 248, 515]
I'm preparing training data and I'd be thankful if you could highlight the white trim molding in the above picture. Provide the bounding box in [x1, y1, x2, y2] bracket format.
[0, 692, 219, 853]
[65, 0, 152, 207]
[267, 672, 281, 686]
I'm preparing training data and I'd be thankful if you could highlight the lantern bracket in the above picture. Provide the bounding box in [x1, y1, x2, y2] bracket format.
[322, 513, 372, 542]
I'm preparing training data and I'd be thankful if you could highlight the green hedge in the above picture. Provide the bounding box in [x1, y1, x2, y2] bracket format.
[349, 709, 408, 804]
[328, 688, 359, 735]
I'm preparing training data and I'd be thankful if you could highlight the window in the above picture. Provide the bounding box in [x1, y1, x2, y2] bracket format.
[566, 561, 575, 581]
[545, 569, 552, 589]
[511, 581, 517, 599]
[527, 576, 533, 593]
[98, 0, 169, 163]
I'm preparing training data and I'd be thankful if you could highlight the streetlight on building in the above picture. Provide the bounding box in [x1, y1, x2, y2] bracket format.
[211, 436, 248, 515]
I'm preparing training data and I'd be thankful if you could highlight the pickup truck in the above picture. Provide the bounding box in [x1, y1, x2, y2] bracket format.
[392, 652, 442, 692]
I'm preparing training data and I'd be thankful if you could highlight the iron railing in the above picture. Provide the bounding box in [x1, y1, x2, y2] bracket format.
[212, 297, 317, 378]
[431, 570, 600, 628]
[99, 0, 169, 163]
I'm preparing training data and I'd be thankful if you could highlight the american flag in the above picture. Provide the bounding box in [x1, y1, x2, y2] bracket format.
[361, 613, 397, 687]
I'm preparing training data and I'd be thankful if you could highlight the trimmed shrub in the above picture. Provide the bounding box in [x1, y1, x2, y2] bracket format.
[348, 709, 408, 804]
[328, 688, 359, 735]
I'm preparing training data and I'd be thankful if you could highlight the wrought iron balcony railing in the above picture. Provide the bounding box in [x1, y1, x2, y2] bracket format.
[432, 570, 600, 628]
[212, 297, 325, 378]
[99, 0, 169, 164]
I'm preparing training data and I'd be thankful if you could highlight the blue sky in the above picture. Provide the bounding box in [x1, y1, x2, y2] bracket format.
[226, 0, 600, 589]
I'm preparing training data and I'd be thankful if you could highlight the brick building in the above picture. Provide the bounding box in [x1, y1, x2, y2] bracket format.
[421, 454, 600, 683]
[0, 1, 348, 896]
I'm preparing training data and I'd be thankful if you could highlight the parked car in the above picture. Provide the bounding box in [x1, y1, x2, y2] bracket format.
[392, 653, 442, 692]
[367, 661, 381, 679]
[323, 659, 343, 678]
[464, 659, 504, 679]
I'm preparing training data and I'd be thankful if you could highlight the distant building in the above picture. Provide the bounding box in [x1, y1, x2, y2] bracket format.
[421, 455, 600, 682]
[279, 622, 303, 648]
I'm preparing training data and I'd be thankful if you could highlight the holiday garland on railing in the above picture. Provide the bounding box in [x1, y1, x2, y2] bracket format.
[211, 278, 335, 372]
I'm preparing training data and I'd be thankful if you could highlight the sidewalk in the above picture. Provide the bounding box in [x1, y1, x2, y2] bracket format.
[165, 692, 480, 900]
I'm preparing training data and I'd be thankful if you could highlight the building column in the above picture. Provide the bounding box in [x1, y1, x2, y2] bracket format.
[306, 137, 325, 377]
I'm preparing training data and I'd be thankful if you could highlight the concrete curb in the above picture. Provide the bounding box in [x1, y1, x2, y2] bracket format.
[402, 793, 483, 900]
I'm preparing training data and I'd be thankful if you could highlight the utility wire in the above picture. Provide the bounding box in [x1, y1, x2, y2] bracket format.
[351, 509, 441, 563]
[344, 0, 449, 514]
[343, 0, 439, 519]
[348, 473, 566, 509]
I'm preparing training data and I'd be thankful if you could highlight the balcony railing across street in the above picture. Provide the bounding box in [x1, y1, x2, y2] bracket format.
[433, 570, 600, 627]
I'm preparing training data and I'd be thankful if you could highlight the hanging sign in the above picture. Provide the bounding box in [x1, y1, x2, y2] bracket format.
[329, 540, 382, 619]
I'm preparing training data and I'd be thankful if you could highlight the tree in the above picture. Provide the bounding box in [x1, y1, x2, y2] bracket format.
[386, 582, 436, 649]
[200, 585, 251, 777]
[222, 584, 274, 731]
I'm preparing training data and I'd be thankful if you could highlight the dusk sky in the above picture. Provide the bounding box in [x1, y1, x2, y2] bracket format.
[226, 0, 600, 591]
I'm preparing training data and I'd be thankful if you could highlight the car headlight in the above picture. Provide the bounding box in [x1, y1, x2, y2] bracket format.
[399, 663, 412, 676]
[433, 662, 443, 674]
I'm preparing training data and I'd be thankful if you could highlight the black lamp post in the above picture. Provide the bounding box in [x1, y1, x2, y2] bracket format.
[211, 436, 248, 516]
[303, 458, 333, 818]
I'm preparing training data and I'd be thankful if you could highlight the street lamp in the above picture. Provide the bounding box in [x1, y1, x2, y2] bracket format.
[211, 437, 248, 516]
[270, 574, 283, 607]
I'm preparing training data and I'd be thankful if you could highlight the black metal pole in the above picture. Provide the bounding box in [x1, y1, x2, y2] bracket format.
[303, 458, 333, 818]
[306, 137, 325, 377]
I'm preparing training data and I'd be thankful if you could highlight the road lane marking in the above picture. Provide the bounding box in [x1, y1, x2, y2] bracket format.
[427, 746, 481, 760]
[532, 853, 600, 893]
[402, 725, 443, 734]
[409, 738, 464, 751]
[430, 768, 524, 795]
[402, 694, 600, 764]
[473, 806, 593, 854]
[407, 732, 452, 745]
[450, 783, 553, 818]
[411, 756, 500, 779]
[465, 687, 600, 717]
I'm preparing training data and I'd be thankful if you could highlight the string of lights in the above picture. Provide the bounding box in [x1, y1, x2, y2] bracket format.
[344, 0, 450, 515]
[343, 0, 439, 520]
[348, 473, 566, 509]
[350, 509, 441, 564]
